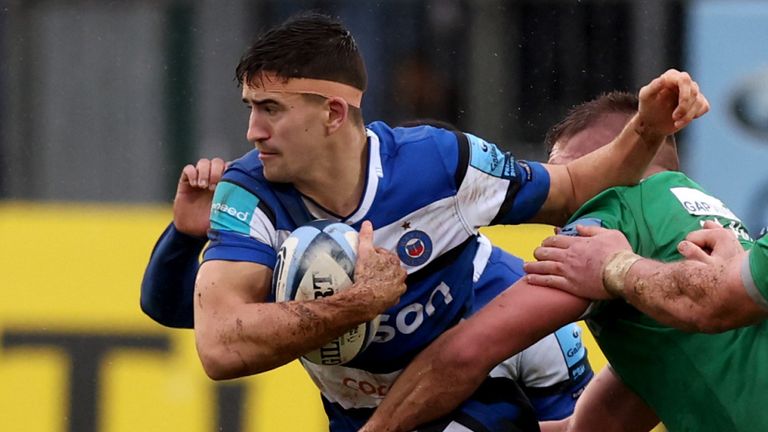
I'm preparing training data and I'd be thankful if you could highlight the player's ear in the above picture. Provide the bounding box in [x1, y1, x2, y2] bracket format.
[325, 97, 349, 133]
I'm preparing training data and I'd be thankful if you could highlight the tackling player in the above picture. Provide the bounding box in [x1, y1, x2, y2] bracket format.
[360, 92, 765, 432]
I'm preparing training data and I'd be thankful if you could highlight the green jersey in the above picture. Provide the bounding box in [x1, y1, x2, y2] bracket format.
[565, 171, 766, 432]
[743, 234, 768, 308]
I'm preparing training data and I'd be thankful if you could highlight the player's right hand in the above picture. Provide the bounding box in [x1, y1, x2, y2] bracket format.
[525, 225, 633, 300]
[677, 220, 746, 264]
[173, 158, 228, 237]
[352, 221, 407, 319]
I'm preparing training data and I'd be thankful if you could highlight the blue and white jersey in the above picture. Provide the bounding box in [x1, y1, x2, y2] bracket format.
[473, 236, 593, 421]
[492, 324, 592, 421]
[203, 122, 551, 420]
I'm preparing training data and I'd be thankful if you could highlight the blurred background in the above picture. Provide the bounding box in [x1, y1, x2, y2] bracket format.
[0, 0, 766, 431]
[1, 0, 766, 227]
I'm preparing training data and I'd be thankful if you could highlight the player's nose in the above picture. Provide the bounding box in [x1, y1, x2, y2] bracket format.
[246, 113, 270, 144]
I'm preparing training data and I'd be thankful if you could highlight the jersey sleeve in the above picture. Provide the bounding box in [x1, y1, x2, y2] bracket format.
[473, 245, 592, 420]
[559, 190, 629, 319]
[519, 324, 593, 421]
[202, 175, 279, 268]
[489, 323, 593, 421]
[451, 132, 550, 228]
[560, 188, 629, 236]
[742, 235, 768, 309]
[140, 223, 205, 329]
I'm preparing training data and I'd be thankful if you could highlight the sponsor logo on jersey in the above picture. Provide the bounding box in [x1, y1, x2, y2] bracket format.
[210, 202, 250, 222]
[373, 282, 454, 343]
[698, 218, 752, 242]
[572, 385, 586, 400]
[569, 358, 589, 382]
[300, 361, 402, 409]
[342, 377, 390, 397]
[396, 230, 433, 266]
[466, 133, 517, 179]
[555, 324, 585, 367]
[670, 187, 741, 221]
[555, 324, 592, 383]
[210, 182, 259, 235]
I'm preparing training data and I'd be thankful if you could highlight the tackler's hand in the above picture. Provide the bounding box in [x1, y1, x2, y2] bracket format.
[525, 225, 633, 300]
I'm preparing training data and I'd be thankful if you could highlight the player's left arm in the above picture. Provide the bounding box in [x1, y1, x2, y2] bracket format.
[360, 282, 590, 432]
[527, 223, 768, 333]
[620, 239, 766, 333]
[139, 158, 227, 328]
[530, 70, 709, 226]
[140, 223, 204, 328]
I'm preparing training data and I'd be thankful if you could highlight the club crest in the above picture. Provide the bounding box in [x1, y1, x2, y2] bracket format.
[396, 230, 433, 267]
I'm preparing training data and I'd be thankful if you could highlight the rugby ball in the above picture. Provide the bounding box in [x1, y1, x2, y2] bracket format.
[273, 220, 380, 366]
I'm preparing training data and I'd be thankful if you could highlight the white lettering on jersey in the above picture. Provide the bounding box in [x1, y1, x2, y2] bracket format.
[670, 187, 741, 221]
[211, 202, 250, 221]
[698, 218, 752, 242]
[373, 282, 454, 343]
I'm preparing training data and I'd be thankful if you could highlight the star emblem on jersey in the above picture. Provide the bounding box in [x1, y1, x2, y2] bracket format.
[396, 230, 432, 267]
[400, 221, 411, 230]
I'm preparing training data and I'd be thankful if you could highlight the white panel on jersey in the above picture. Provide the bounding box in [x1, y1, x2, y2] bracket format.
[373, 195, 474, 272]
[300, 359, 402, 409]
[472, 234, 493, 283]
[443, 421, 474, 432]
[274, 229, 291, 251]
[490, 351, 522, 382]
[248, 207, 278, 248]
[300, 188, 480, 275]
[490, 333, 570, 388]
[456, 166, 513, 229]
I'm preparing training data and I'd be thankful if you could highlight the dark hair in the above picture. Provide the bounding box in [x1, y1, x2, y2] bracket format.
[235, 12, 367, 92]
[543, 91, 638, 155]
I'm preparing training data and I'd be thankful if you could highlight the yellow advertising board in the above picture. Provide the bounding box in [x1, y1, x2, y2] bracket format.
[0, 203, 609, 431]
[0, 203, 325, 432]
